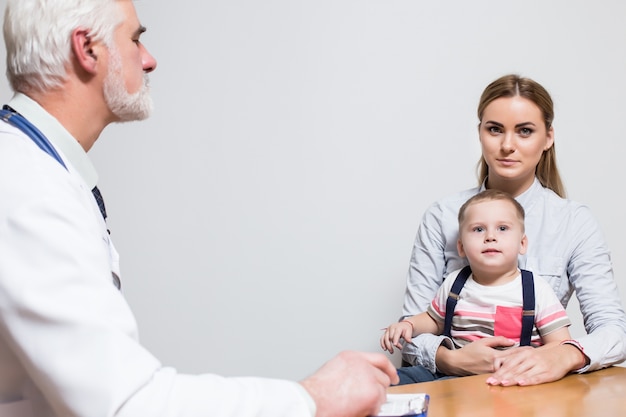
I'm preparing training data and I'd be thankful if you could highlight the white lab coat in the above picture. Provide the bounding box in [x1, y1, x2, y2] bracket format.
[0, 96, 312, 417]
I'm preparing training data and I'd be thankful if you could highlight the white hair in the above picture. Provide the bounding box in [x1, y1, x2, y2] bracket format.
[3, 0, 124, 93]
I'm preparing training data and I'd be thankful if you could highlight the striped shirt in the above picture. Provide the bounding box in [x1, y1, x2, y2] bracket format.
[427, 268, 571, 348]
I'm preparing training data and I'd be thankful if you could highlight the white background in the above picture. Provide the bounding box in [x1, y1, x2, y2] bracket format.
[1, 0, 625, 380]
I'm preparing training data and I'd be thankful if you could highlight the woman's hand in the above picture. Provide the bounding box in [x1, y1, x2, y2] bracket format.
[435, 336, 516, 376]
[486, 343, 588, 386]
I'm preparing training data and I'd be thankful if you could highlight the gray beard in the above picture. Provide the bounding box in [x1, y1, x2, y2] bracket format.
[103, 51, 153, 122]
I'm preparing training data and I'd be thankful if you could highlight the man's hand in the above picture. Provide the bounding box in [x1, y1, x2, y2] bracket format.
[300, 351, 399, 417]
[486, 343, 587, 386]
[436, 336, 516, 376]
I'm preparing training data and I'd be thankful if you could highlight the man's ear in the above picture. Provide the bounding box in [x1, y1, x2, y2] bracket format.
[71, 28, 98, 74]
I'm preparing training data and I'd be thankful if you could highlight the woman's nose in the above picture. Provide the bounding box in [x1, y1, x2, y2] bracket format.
[501, 132, 515, 153]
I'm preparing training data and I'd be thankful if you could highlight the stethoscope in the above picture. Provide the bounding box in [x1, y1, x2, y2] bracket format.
[1, 105, 67, 169]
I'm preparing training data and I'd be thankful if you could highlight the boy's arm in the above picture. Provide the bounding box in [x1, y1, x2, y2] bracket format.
[540, 327, 572, 346]
[380, 312, 442, 354]
[410, 311, 444, 335]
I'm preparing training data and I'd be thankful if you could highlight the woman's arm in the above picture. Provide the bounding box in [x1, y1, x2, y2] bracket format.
[400, 196, 475, 370]
[566, 206, 626, 370]
[401, 205, 450, 317]
[435, 337, 517, 376]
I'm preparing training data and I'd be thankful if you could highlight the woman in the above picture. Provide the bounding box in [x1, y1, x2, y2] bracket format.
[399, 74, 626, 386]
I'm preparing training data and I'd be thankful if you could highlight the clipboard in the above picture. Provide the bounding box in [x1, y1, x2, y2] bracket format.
[373, 393, 429, 417]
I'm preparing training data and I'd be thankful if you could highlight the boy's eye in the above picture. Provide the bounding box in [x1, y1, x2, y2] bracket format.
[498, 225, 508, 231]
[473, 226, 484, 232]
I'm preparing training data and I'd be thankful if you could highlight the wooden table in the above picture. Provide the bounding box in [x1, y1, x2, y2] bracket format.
[388, 366, 626, 416]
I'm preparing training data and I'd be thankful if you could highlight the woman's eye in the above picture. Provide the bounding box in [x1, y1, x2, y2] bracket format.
[488, 126, 501, 134]
[519, 127, 533, 137]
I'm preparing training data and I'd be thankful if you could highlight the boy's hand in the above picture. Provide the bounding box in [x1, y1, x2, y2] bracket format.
[380, 321, 413, 354]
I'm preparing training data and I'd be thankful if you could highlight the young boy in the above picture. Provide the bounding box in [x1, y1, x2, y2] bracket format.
[381, 189, 571, 383]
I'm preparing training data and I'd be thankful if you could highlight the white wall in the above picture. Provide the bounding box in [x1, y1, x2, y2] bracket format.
[1, 0, 625, 380]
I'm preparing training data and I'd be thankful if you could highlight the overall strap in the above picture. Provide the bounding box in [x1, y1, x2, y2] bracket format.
[519, 269, 535, 347]
[443, 265, 472, 338]
[443, 266, 536, 346]
[1, 106, 67, 169]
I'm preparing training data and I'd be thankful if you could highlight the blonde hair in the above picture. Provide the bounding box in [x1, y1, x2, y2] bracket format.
[476, 74, 566, 198]
[458, 189, 525, 232]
